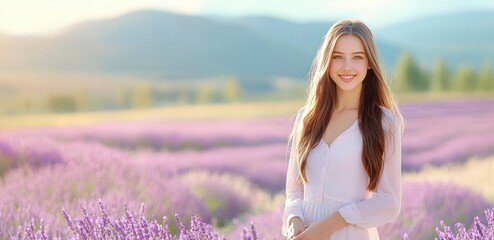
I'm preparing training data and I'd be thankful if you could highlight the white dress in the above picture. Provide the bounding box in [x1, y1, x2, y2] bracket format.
[282, 107, 402, 240]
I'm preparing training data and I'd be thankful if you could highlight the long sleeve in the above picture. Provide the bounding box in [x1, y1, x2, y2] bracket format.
[281, 108, 305, 236]
[338, 110, 403, 228]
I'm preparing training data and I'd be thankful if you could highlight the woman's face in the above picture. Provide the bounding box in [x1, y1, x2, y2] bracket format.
[329, 34, 370, 93]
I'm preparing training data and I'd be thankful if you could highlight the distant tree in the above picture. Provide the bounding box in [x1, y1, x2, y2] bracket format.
[394, 52, 425, 92]
[477, 62, 493, 91]
[430, 58, 450, 92]
[196, 85, 214, 104]
[17, 97, 32, 114]
[75, 88, 90, 112]
[451, 65, 477, 92]
[177, 90, 191, 105]
[131, 83, 153, 109]
[223, 78, 241, 102]
[46, 94, 77, 113]
[116, 86, 132, 109]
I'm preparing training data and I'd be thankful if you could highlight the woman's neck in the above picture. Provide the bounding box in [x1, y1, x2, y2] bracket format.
[335, 85, 361, 111]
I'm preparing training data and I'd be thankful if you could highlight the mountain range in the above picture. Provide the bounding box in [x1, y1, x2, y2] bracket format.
[0, 9, 492, 92]
[375, 10, 494, 69]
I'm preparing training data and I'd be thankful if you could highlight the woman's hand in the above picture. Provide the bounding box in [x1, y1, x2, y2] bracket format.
[287, 217, 306, 239]
[292, 219, 330, 240]
[291, 212, 347, 240]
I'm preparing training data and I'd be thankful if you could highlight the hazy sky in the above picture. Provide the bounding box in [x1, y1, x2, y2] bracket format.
[1, 0, 493, 36]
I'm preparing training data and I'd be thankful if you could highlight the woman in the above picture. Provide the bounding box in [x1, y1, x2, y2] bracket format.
[282, 19, 404, 240]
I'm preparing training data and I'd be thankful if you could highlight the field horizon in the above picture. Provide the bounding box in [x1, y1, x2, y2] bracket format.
[2, 93, 494, 130]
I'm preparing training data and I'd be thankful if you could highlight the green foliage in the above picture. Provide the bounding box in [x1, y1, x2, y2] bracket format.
[16, 97, 33, 114]
[394, 52, 427, 92]
[394, 53, 490, 93]
[115, 86, 132, 109]
[177, 90, 191, 105]
[393, 53, 412, 93]
[477, 62, 493, 91]
[131, 83, 153, 109]
[75, 88, 90, 112]
[430, 58, 451, 92]
[451, 65, 477, 92]
[46, 94, 77, 113]
[223, 78, 241, 102]
[196, 85, 214, 104]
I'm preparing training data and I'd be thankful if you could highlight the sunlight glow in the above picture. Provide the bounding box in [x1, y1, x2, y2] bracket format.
[0, 0, 492, 36]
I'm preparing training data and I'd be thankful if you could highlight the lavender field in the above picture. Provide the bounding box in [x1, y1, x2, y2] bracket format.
[1, 99, 494, 239]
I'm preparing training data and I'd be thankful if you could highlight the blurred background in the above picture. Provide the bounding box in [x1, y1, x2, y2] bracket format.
[0, 0, 493, 118]
[0, 0, 493, 239]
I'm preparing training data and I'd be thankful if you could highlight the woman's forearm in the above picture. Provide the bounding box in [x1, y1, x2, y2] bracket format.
[322, 211, 348, 235]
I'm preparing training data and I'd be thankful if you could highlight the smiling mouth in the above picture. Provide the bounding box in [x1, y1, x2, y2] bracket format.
[339, 75, 356, 82]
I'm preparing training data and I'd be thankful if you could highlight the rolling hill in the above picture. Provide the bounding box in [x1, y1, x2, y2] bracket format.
[0, 10, 400, 92]
[0, 9, 491, 93]
[375, 10, 494, 68]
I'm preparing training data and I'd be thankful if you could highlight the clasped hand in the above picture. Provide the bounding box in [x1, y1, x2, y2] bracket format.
[288, 218, 330, 240]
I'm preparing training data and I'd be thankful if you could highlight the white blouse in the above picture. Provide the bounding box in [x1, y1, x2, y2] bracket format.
[282, 107, 402, 239]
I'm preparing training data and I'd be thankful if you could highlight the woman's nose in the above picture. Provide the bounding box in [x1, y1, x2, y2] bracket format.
[342, 59, 352, 70]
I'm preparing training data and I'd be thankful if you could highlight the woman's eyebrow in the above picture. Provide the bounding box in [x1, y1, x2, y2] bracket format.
[332, 51, 367, 55]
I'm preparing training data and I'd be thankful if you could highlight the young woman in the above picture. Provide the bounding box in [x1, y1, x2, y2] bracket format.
[282, 20, 404, 240]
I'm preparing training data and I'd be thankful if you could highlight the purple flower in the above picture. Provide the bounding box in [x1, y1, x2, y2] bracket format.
[379, 181, 493, 239]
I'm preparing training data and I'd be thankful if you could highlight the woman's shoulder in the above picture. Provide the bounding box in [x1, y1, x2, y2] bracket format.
[294, 106, 307, 122]
[379, 106, 394, 120]
[298, 105, 307, 114]
[288, 106, 307, 129]
[379, 106, 404, 134]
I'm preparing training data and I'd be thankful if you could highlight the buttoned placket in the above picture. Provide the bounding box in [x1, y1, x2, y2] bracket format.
[317, 127, 349, 203]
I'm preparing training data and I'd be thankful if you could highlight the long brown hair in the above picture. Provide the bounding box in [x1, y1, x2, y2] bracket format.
[294, 19, 403, 192]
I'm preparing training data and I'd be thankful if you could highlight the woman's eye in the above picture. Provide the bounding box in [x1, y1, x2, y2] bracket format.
[354, 56, 364, 60]
[333, 56, 342, 59]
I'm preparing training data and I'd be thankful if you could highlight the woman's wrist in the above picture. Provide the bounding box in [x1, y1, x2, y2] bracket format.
[323, 211, 348, 234]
